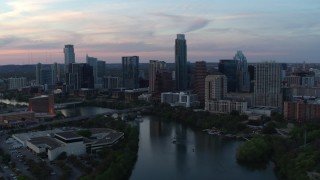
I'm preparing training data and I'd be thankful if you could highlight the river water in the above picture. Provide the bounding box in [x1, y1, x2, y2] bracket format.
[130, 116, 277, 180]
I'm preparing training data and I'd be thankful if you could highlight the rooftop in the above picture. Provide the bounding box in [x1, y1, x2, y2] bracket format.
[55, 131, 82, 140]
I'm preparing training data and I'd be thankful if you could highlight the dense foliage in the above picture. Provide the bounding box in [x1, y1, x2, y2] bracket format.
[236, 124, 320, 179]
[149, 103, 248, 133]
[80, 119, 139, 180]
[236, 136, 272, 165]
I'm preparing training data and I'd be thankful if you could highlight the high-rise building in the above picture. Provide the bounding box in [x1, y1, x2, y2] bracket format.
[64, 44, 75, 73]
[52, 62, 61, 83]
[154, 70, 174, 97]
[97, 60, 106, 78]
[234, 51, 250, 92]
[66, 63, 94, 90]
[40, 67, 54, 86]
[193, 61, 207, 106]
[175, 34, 187, 91]
[218, 60, 238, 92]
[36, 63, 42, 85]
[205, 75, 227, 101]
[149, 60, 166, 94]
[122, 56, 139, 89]
[204, 75, 227, 111]
[86, 55, 98, 83]
[254, 62, 282, 108]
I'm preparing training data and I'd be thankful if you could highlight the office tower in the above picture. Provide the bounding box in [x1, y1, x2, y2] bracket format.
[36, 63, 42, 85]
[66, 63, 94, 90]
[254, 62, 282, 108]
[205, 75, 227, 102]
[149, 60, 166, 93]
[122, 56, 139, 89]
[154, 70, 174, 96]
[193, 61, 207, 106]
[52, 62, 60, 83]
[64, 44, 75, 73]
[175, 34, 187, 91]
[86, 55, 98, 84]
[248, 65, 255, 92]
[40, 66, 54, 86]
[218, 60, 238, 92]
[97, 60, 106, 78]
[234, 51, 250, 92]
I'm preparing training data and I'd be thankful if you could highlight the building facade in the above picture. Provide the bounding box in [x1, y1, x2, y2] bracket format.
[161, 92, 198, 108]
[122, 56, 139, 89]
[149, 60, 166, 94]
[284, 101, 320, 122]
[193, 61, 207, 106]
[205, 75, 227, 102]
[234, 51, 250, 92]
[206, 100, 247, 114]
[254, 62, 282, 109]
[175, 34, 187, 91]
[8, 77, 27, 90]
[218, 60, 238, 92]
[28, 95, 54, 114]
[64, 44, 75, 73]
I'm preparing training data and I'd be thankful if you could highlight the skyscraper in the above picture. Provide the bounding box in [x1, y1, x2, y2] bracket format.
[254, 62, 282, 108]
[40, 66, 54, 86]
[193, 61, 207, 106]
[149, 60, 166, 94]
[64, 44, 75, 73]
[175, 34, 187, 91]
[218, 60, 238, 92]
[52, 62, 61, 83]
[122, 56, 139, 89]
[86, 54, 98, 84]
[66, 63, 94, 90]
[234, 51, 250, 92]
[36, 63, 42, 85]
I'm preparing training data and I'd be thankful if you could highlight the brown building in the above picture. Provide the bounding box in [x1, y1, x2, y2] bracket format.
[284, 101, 320, 122]
[193, 61, 207, 106]
[28, 95, 54, 114]
[154, 70, 174, 98]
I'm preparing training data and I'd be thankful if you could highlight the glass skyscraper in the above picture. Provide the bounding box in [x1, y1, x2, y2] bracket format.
[175, 34, 187, 91]
[122, 56, 139, 89]
[64, 44, 75, 73]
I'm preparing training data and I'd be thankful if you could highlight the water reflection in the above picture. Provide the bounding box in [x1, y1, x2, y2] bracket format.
[58, 106, 115, 117]
[130, 116, 276, 180]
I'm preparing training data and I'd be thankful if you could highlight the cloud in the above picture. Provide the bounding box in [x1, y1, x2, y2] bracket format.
[153, 13, 211, 33]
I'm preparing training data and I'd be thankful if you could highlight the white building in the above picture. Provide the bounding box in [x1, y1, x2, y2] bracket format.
[161, 92, 199, 108]
[254, 62, 282, 109]
[8, 77, 27, 90]
[14, 128, 124, 161]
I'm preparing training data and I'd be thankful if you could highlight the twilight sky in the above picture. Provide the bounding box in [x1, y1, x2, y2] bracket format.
[0, 0, 319, 65]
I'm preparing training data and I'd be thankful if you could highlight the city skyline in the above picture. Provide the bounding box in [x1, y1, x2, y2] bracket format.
[0, 0, 319, 65]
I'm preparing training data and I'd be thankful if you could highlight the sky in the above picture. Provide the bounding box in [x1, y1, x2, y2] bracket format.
[0, 0, 319, 65]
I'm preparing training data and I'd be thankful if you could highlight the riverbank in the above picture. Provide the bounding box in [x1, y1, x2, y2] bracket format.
[148, 104, 320, 179]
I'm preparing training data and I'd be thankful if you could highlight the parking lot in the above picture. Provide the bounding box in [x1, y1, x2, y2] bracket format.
[0, 131, 64, 180]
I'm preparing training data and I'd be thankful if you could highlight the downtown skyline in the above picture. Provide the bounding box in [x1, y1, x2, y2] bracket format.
[0, 0, 320, 65]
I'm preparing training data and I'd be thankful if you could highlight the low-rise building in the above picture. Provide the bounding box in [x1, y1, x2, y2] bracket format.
[28, 95, 54, 114]
[161, 92, 199, 108]
[13, 128, 124, 161]
[284, 100, 320, 122]
[205, 100, 247, 114]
